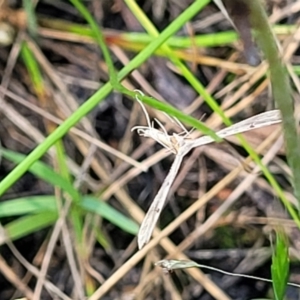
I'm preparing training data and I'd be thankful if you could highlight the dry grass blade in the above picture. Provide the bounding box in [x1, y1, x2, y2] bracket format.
[155, 259, 300, 288]
[134, 102, 282, 249]
[0, 255, 33, 299]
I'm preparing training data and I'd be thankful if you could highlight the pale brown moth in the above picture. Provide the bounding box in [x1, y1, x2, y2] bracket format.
[132, 91, 282, 249]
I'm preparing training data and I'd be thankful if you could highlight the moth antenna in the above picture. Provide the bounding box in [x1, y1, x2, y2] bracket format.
[183, 115, 203, 136]
[133, 89, 144, 96]
[183, 126, 196, 137]
[173, 116, 189, 134]
[177, 114, 206, 136]
[163, 111, 190, 135]
[163, 112, 176, 123]
[199, 113, 206, 122]
[180, 114, 206, 137]
[131, 125, 149, 132]
[154, 118, 168, 136]
[134, 90, 152, 129]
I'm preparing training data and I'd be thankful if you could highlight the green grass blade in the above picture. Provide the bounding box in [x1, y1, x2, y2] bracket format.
[54, 138, 84, 245]
[0, 148, 81, 202]
[4, 212, 58, 242]
[69, 0, 119, 87]
[81, 196, 139, 235]
[21, 42, 43, 94]
[39, 17, 296, 49]
[22, 0, 38, 39]
[271, 232, 289, 300]
[0, 196, 57, 217]
[248, 0, 300, 205]
[0, 195, 138, 234]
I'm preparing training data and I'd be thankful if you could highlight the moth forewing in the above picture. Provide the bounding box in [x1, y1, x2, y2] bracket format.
[215, 109, 281, 138]
[188, 110, 282, 150]
[138, 154, 184, 249]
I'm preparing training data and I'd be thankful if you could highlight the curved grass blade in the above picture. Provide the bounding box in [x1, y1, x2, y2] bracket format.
[1, 212, 58, 245]
[0, 195, 57, 217]
[0, 195, 139, 235]
[0, 148, 81, 202]
[82, 196, 139, 235]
